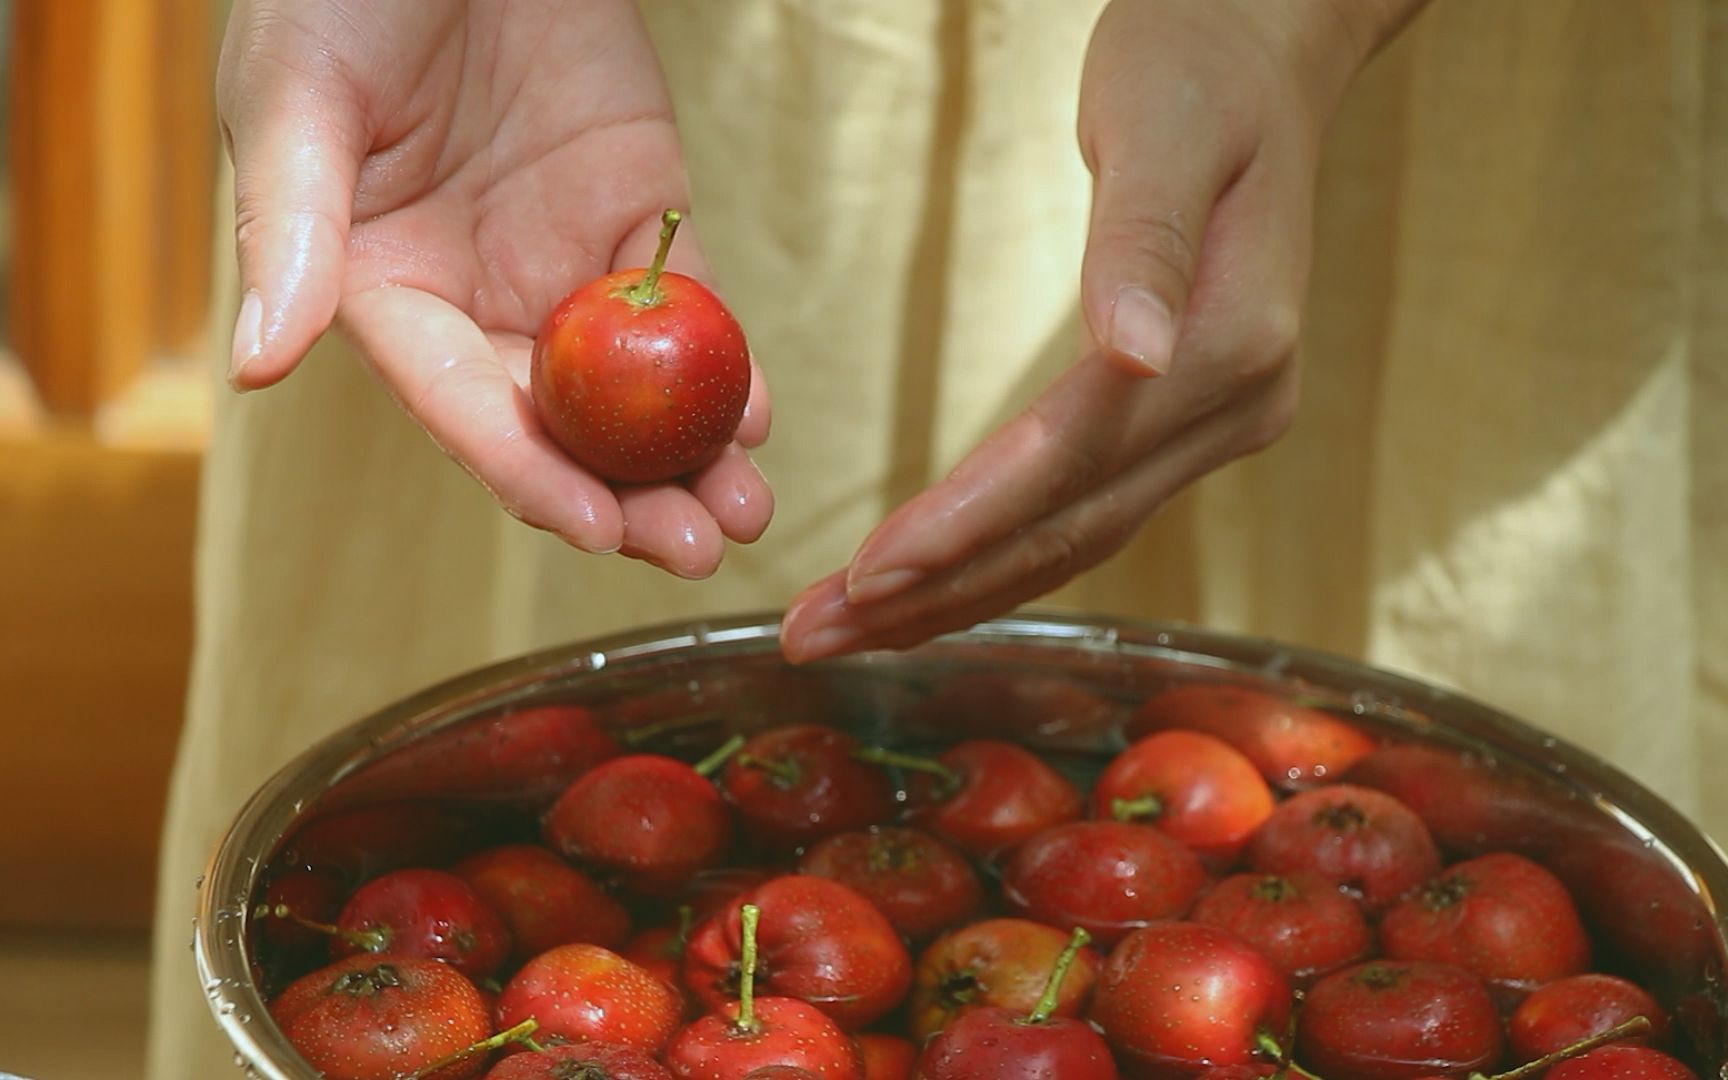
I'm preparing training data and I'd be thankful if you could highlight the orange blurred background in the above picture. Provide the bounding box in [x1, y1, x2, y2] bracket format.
[2, 0, 220, 934]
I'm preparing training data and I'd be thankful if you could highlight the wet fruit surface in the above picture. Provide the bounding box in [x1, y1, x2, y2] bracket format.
[247, 672, 1715, 1080]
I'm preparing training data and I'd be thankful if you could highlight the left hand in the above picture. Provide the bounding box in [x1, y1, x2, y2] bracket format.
[780, 0, 1415, 661]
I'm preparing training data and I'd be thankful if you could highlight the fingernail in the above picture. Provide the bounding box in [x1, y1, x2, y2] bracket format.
[1108, 286, 1175, 376]
[229, 290, 263, 389]
[846, 567, 924, 606]
[795, 626, 868, 663]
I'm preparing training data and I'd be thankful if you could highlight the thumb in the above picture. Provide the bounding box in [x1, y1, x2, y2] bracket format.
[219, 37, 364, 391]
[1076, 5, 1249, 380]
[1079, 137, 1240, 378]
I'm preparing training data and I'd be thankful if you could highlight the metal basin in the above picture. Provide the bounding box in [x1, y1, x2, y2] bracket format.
[194, 612, 1728, 1079]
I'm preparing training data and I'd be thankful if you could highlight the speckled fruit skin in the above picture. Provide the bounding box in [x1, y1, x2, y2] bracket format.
[856, 1034, 918, 1080]
[1378, 851, 1591, 993]
[662, 998, 866, 1080]
[452, 843, 632, 958]
[1509, 974, 1671, 1061]
[1544, 1047, 1700, 1080]
[1245, 784, 1441, 912]
[1126, 685, 1376, 790]
[496, 943, 684, 1054]
[1089, 729, 1275, 864]
[1089, 921, 1292, 1080]
[270, 954, 491, 1080]
[909, 918, 1103, 1042]
[1295, 960, 1505, 1080]
[796, 826, 984, 943]
[901, 740, 1083, 859]
[1188, 872, 1373, 984]
[542, 755, 735, 895]
[532, 267, 749, 485]
[684, 875, 913, 1031]
[482, 1041, 674, 1079]
[1001, 821, 1207, 947]
[718, 724, 899, 852]
[329, 868, 512, 979]
[914, 1003, 1120, 1080]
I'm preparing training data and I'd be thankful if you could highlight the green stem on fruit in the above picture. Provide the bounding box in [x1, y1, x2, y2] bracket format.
[1111, 794, 1165, 822]
[1024, 927, 1090, 1025]
[624, 208, 683, 308]
[408, 1017, 540, 1079]
[1254, 1029, 1325, 1080]
[620, 712, 724, 747]
[1480, 1016, 1653, 1080]
[736, 902, 763, 1035]
[256, 903, 387, 953]
[737, 753, 801, 787]
[658, 905, 697, 961]
[694, 734, 747, 778]
[852, 746, 961, 795]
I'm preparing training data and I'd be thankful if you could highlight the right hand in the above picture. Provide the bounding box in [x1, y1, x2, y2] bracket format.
[219, 0, 773, 577]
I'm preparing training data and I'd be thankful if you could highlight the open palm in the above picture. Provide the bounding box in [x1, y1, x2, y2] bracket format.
[220, 0, 772, 577]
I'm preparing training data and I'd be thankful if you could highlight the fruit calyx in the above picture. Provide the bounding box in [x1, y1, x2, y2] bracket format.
[552, 1065, 614, 1080]
[737, 753, 803, 789]
[1250, 876, 1297, 902]
[867, 835, 924, 873]
[1314, 802, 1369, 831]
[1022, 927, 1090, 1026]
[1111, 793, 1166, 823]
[1351, 962, 1407, 992]
[330, 962, 404, 997]
[1419, 873, 1471, 910]
[937, 970, 981, 1011]
[616, 209, 683, 310]
[853, 747, 962, 797]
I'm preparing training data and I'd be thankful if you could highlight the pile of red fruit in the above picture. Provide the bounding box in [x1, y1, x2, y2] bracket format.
[250, 682, 1710, 1080]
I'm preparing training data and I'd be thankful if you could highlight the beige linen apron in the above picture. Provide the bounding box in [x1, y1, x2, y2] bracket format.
[149, 2, 1727, 1075]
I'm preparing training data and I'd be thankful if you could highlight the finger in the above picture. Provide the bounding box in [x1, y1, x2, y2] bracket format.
[783, 369, 1298, 662]
[687, 443, 775, 545]
[737, 357, 772, 449]
[616, 485, 727, 579]
[339, 286, 627, 554]
[843, 353, 1193, 604]
[845, 158, 1307, 606]
[1076, 4, 1252, 378]
[218, 12, 366, 390]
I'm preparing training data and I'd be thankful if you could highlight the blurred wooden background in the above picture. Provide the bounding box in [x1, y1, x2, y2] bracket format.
[1, 0, 218, 929]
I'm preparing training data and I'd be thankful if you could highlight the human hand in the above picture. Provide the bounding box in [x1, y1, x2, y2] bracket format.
[219, 0, 771, 577]
[780, 0, 1424, 660]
